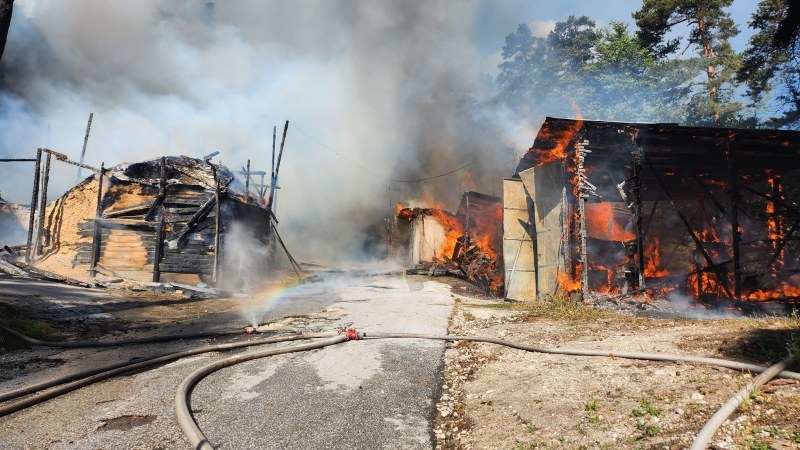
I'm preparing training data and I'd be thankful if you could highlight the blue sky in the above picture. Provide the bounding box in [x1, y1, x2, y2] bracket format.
[472, 0, 761, 61]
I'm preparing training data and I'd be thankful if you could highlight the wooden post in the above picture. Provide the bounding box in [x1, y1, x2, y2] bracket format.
[152, 212, 164, 282]
[89, 163, 105, 277]
[268, 120, 289, 214]
[76, 112, 93, 183]
[25, 149, 42, 265]
[727, 138, 742, 300]
[245, 159, 251, 202]
[35, 151, 52, 256]
[212, 161, 221, 285]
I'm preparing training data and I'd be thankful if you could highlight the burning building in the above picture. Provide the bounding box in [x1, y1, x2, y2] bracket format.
[396, 191, 504, 295]
[504, 117, 800, 304]
[29, 155, 273, 287]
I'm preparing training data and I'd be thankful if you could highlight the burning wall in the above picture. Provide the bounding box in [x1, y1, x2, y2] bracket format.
[508, 117, 800, 304]
[396, 191, 504, 295]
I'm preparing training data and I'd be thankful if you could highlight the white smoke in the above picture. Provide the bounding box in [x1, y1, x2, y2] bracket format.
[0, 0, 525, 264]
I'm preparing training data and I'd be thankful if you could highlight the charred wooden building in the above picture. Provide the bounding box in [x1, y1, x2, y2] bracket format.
[34, 156, 272, 286]
[504, 117, 800, 304]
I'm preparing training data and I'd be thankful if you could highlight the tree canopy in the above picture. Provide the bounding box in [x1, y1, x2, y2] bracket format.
[496, 0, 797, 129]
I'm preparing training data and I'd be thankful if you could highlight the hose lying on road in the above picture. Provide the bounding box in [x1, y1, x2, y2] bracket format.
[172, 330, 799, 449]
[2, 327, 797, 449]
[365, 332, 800, 381]
[175, 335, 350, 450]
[0, 331, 336, 416]
[690, 357, 795, 450]
[0, 324, 297, 348]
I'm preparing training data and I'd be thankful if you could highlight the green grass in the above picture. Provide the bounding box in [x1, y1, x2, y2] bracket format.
[630, 397, 661, 418]
[635, 422, 663, 437]
[787, 309, 800, 360]
[0, 303, 62, 351]
[463, 311, 476, 321]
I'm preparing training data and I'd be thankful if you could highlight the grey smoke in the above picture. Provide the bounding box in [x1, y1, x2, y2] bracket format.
[0, 0, 528, 263]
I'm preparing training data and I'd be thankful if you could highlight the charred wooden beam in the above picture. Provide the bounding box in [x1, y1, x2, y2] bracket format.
[103, 199, 156, 218]
[145, 156, 167, 220]
[153, 212, 165, 282]
[644, 155, 735, 301]
[692, 176, 728, 216]
[727, 138, 742, 300]
[631, 143, 646, 290]
[35, 151, 52, 256]
[89, 164, 105, 278]
[273, 225, 303, 276]
[42, 148, 99, 173]
[25, 148, 42, 265]
[94, 218, 157, 229]
[245, 159, 251, 203]
[642, 200, 659, 241]
[76, 112, 93, 183]
[740, 186, 800, 217]
[211, 160, 221, 285]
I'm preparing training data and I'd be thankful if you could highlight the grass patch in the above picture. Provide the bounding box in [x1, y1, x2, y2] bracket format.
[0, 303, 62, 351]
[585, 395, 601, 424]
[511, 293, 602, 322]
[463, 311, 476, 321]
[630, 396, 661, 418]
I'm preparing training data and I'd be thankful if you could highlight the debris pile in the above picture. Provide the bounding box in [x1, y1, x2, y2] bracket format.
[398, 197, 504, 296]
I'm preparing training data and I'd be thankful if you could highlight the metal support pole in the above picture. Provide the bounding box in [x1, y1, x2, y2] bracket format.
[576, 140, 595, 299]
[25, 149, 42, 265]
[35, 152, 52, 256]
[727, 139, 742, 300]
[89, 164, 105, 277]
[76, 112, 93, 183]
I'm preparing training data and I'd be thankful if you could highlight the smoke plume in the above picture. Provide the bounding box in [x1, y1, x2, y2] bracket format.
[0, 0, 529, 263]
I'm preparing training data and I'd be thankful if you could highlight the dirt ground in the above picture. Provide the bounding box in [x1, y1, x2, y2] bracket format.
[433, 284, 800, 450]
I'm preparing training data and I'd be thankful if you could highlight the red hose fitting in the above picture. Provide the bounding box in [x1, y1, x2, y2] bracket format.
[339, 327, 361, 341]
[244, 326, 256, 334]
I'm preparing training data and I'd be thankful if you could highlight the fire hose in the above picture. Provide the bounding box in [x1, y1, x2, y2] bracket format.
[1, 327, 797, 448]
[0, 324, 251, 348]
[0, 328, 324, 416]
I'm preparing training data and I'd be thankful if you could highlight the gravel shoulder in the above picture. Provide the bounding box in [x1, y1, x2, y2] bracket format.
[433, 290, 800, 450]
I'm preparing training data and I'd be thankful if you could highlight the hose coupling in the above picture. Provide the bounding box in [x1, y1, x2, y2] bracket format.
[339, 327, 363, 340]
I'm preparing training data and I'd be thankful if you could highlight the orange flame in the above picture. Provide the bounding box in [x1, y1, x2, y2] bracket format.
[644, 237, 669, 278]
[585, 203, 635, 242]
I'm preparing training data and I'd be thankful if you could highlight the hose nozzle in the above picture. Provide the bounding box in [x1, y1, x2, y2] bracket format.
[244, 326, 256, 334]
[339, 327, 363, 340]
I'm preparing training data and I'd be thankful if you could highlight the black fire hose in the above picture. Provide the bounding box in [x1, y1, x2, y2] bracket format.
[0, 324, 297, 348]
[365, 332, 800, 381]
[172, 330, 800, 449]
[175, 334, 350, 450]
[0, 331, 336, 417]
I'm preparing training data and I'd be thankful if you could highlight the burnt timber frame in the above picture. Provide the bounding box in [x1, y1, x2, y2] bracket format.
[519, 117, 800, 301]
[89, 163, 106, 277]
[25, 149, 42, 264]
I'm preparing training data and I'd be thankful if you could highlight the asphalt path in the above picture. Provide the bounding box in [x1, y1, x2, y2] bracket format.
[0, 272, 453, 449]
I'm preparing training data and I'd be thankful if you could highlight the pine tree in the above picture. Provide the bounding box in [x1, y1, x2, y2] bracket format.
[634, 0, 744, 125]
[738, 0, 799, 129]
